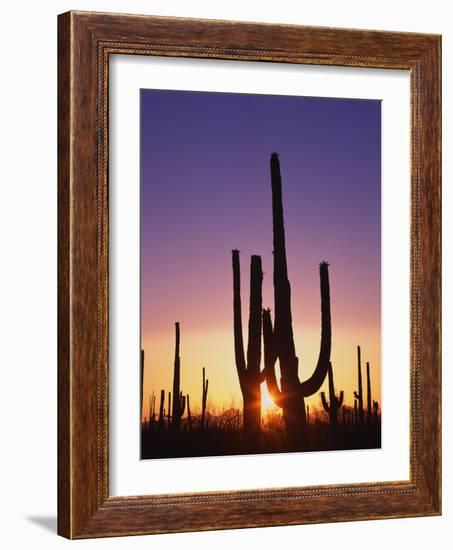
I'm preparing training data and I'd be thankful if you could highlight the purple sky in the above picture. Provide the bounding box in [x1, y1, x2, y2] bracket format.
[140, 89, 381, 412]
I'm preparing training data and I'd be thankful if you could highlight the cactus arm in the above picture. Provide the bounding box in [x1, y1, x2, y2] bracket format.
[337, 390, 344, 408]
[232, 250, 247, 388]
[327, 361, 335, 403]
[357, 346, 363, 396]
[300, 262, 331, 397]
[320, 391, 329, 412]
[246, 255, 263, 378]
[262, 308, 284, 407]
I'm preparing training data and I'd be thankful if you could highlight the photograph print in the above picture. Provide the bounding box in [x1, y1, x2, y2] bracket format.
[140, 89, 381, 459]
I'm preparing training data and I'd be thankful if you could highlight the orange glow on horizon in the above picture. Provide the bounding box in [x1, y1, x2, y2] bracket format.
[141, 323, 381, 422]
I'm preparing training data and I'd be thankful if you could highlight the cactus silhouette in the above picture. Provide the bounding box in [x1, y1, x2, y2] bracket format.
[149, 392, 156, 425]
[353, 346, 364, 424]
[140, 349, 145, 422]
[201, 367, 209, 431]
[171, 322, 186, 430]
[353, 398, 358, 424]
[178, 391, 186, 419]
[232, 250, 264, 446]
[320, 362, 344, 426]
[158, 389, 165, 431]
[373, 399, 379, 422]
[306, 405, 310, 425]
[262, 153, 331, 446]
[187, 394, 192, 431]
[366, 361, 372, 424]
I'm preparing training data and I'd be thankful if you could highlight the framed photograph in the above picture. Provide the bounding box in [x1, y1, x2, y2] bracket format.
[58, 11, 441, 538]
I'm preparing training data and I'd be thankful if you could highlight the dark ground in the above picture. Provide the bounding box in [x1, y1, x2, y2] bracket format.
[141, 410, 381, 460]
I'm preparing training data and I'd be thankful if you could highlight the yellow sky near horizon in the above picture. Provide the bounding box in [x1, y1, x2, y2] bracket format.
[141, 322, 381, 420]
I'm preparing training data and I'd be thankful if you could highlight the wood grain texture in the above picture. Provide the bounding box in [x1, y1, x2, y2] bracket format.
[57, 10, 441, 539]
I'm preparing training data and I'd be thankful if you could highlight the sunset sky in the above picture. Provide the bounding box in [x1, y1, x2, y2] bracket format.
[140, 89, 381, 419]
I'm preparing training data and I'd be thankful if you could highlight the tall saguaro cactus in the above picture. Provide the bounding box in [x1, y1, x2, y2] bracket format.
[158, 389, 165, 431]
[201, 367, 209, 431]
[171, 322, 185, 429]
[366, 361, 372, 424]
[140, 349, 145, 422]
[263, 153, 332, 446]
[354, 346, 364, 424]
[320, 362, 344, 425]
[232, 250, 264, 446]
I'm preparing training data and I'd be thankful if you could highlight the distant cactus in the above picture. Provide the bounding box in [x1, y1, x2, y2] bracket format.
[158, 389, 165, 431]
[373, 399, 379, 422]
[232, 250, 264, 446]
[178, 391, 186, 418]
[140, 349, 145, 422]
[167, 391, 171, 428]
[149, 392, 156, 425]
[187, 394, 192, 431]
[306, 405, 310, 425]
[171, 323, 186, 430]
[366, 361, 372, 424]
[353, 346, 364, 424]
[201, 367, 209, 431]
[262, 153, 331, 446]
[320, 362, 344, 426]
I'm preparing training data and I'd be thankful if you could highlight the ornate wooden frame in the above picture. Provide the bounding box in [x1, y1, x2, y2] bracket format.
[58, 11, 441, 539]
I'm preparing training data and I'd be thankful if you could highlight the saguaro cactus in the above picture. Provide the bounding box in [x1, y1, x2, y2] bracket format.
[232, 250, 264, 446]
[366, 361, 372, 424]
[201, 367, 209, 431]
[167, 391, 171, 428]
[140, 349, 145, 422]
[158, 389, 165, 431]
[171, 322, 186, 430]
[373, 400, 379, 422]
[149, 392, 156, 425]
[187, 394, 192, 432]
[320, 362, 344, 425]
[354, 346, 364, 424]
[262, 153, 331, 446]
[178, 391, 186, 420]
